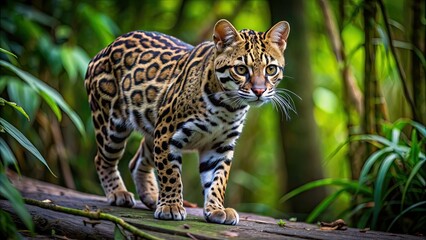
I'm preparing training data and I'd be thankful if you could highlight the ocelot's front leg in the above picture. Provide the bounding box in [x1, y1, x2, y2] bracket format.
[153, 126, 186, 220]
[199, 147, 238, 225]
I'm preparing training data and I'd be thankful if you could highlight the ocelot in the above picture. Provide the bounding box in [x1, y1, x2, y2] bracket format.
[85, 19, 290, 225]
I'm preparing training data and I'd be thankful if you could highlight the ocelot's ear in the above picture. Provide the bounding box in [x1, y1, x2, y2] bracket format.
[266, 21, 290, 52]
[213, 19, 240, 52]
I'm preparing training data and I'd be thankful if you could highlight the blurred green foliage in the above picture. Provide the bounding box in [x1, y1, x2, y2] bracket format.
[0, 0, 424, 235]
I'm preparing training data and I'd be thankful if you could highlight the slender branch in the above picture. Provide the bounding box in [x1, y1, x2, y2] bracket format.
[377, 0, 418, 120]
[23, 198, 163, 240]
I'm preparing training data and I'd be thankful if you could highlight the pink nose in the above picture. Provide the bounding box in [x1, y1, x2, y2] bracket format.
[251, 88, 266, 97]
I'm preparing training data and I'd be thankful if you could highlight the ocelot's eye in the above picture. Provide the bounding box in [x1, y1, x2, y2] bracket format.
[234, 65, 248, 75]
[265, 65, 278, 76]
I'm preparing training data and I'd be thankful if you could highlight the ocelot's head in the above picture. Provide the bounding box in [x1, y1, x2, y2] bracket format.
[213, 19, 294, 114]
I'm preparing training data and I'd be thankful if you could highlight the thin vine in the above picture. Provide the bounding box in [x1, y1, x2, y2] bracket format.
[23, 198, 163, 240]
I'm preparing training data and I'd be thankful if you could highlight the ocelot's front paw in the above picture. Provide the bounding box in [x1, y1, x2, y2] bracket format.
[107, 191, 135, 207]
[205, 207, 239, 225]
[154, 204, 186, 220]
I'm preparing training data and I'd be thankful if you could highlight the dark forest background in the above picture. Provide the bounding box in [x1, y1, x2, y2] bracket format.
[1, 0, 425, 235]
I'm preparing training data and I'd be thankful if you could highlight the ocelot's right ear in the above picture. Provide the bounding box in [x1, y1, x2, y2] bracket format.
[213, 19, 241, 53]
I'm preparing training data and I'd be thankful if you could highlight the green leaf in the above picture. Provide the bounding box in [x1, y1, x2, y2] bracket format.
[402, 159, 426, 208]
[0, 174, 34, 232]
[375, 23, 389, 52]
[359, 147, 393, 185]
[0, 117, 56, 177]
[72, 46, 90, 79]
[0, 97, 30, 121]
[61, 46, 78, 82]
[0, 60, 85, 136]
[114, 225, 126, 240]
[0, 48, 18, 59]
[306, 188, 347, 223]
[4, 77, 41, 122]
[391, 128, 400, 145]
[39, 90, 62, 121]
[372, 153, 398, 229]
[357, 208, 373, 229]
[280, 178, 371, 204]
[0, 138, 20, 174]
[387, 201, 426, 232]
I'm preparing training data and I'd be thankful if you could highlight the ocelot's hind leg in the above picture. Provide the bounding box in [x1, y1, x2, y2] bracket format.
[92, 115, 134, 207]
[129, 137, 158, 210]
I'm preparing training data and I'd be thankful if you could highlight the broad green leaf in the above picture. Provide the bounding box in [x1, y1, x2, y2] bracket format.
[0, 174, 34, 232]
[372, 153, 398, 229]
[0, 60, 85, 136]
[0, 117, 56, 177]
[0, 97, 30, 121]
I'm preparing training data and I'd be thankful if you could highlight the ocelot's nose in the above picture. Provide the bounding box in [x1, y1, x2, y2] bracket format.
[251, 87, 266, 97]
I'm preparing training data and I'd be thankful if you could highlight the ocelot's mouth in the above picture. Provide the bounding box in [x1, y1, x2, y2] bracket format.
[247, 98, 268, 107]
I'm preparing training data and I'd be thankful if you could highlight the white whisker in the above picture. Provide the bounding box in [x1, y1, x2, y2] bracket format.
[272, 88, 300, 120]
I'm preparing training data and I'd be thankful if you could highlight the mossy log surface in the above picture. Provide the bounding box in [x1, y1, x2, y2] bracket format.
[1, 173, 422, 240]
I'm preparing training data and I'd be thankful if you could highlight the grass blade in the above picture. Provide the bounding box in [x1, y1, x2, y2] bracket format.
[402, 159, 426, 209]
[280, 178, 371, 203]
[372, 153, 398, 229]
[306, 188, 347, 223]
[359, 147, 392, 185]
[387, 201, 426, 232]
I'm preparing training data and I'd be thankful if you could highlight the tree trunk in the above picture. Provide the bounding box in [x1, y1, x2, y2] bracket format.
[411, 0, 426, 125]
[269, 0, 326, 219]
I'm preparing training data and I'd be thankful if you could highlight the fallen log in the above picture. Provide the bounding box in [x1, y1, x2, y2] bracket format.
[1, 173, 422, 239]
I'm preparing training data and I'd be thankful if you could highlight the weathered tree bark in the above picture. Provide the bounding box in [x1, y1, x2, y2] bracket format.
[268, 0, 327, 218]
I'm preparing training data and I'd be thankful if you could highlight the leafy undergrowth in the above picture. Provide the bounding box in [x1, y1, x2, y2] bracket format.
[280, 119, 426, 234]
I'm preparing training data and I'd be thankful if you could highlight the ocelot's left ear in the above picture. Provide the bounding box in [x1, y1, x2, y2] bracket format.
[266, 21, 290, 52]
[213, 19, 241, 53]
